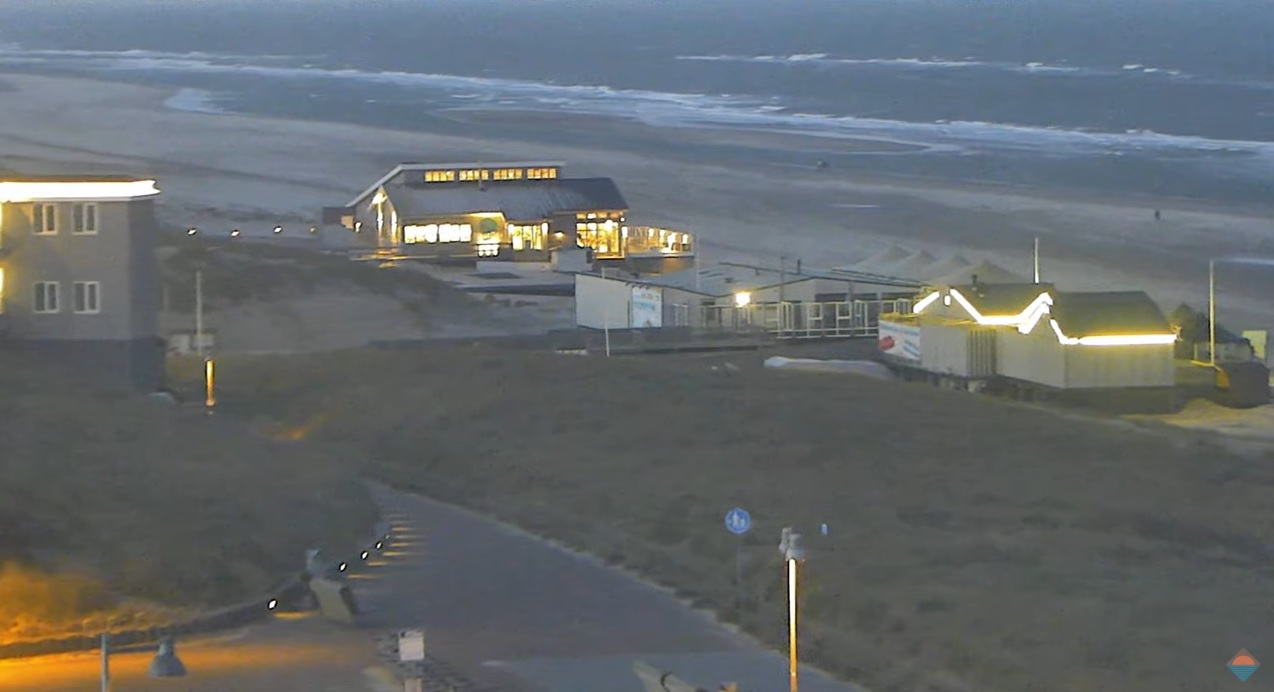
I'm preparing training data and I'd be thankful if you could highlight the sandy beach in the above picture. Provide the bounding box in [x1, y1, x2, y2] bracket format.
[2, 72, 1272, 339]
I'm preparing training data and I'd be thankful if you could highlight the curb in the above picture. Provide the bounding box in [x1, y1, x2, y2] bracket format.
[0, 519, 393, 661]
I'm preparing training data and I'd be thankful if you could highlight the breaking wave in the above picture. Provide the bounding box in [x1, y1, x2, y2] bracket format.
[0, 45, 1271, 169]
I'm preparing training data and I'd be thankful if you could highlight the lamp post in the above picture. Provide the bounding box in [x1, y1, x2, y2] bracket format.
[779, 527, 806, 692]
[100, 632, 188, 690]
[1209, 258, 1216, 368]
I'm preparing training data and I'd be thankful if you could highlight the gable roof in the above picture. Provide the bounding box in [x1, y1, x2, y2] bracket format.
[879, 250, 939, 281]
[382, 178, 628, 221]
[1049, 291, 1171, 337]
[851, 245, 911, 270]
[918, 254, 971, 282]
[950, 282, 1053, 317]
[936, 260, 1026, 286]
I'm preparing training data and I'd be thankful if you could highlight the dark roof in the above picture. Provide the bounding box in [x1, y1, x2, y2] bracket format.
[384, 178, 627, 221]
[1168, 303, 1247, 343]
[1049, 291, 1171, 337]
[950, 282, 1053, 316]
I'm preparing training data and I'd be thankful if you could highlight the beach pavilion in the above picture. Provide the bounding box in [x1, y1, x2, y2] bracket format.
[324, 161, 693, 263]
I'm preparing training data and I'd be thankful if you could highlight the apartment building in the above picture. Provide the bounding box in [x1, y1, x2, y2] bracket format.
[0, 175, 164, 391]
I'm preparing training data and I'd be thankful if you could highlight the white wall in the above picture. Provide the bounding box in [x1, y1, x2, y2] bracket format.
[1064, 345, 1174, 388]
[997, 327, 1066, 388]
[575, 274, 635, 329]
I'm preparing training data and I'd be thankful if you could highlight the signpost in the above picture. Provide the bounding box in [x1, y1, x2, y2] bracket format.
[724, 508, 751, 610]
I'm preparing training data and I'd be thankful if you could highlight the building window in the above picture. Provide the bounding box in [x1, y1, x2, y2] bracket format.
[403, 223, 472, 244]
[33, 281, 59, 313]
[72, 203, 98, 234]
[33, 204, 56, 235]
[459, 169, 490, 182]
[527, 167, 558, 180]
[73, 281, 101, 314]
[424, 170, 456, 183]
[493, 168, 524, 181]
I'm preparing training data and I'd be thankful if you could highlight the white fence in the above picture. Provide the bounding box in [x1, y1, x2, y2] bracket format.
[692, 299, 913, 340]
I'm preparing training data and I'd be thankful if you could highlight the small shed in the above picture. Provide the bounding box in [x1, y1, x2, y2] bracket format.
[998, 291, 1176, 391]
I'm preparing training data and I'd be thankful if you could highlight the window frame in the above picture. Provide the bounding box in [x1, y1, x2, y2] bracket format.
[72, 203, 98, 235]
[32, 203, 57, 235]
[72, 280, 101, 314]
[33, 281, 60, 313]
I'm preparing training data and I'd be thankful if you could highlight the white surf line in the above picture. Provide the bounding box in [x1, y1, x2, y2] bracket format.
[831, 203, 882, 209]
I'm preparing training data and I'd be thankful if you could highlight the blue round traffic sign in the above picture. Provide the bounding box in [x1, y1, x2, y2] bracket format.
[725, 507, 751, 535]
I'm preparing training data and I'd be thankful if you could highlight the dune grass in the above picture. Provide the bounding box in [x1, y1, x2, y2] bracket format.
[158, 236, 458, 318]
[195, 344, 1274, 692]
[0, 351, 377, 644]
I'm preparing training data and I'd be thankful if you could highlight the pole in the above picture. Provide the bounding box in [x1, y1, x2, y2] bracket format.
[734, 536, 744, 612]
[1209, 258, 1216, 367]
[205, 358, 216, 409]
[780, 254, 786, 303]
[1033, 237, 1040, 284]
[195, 270, 203, 357]
[100, 632, 109, 692]
[604, 308, 611, 358]
[788, 558, 798, 692]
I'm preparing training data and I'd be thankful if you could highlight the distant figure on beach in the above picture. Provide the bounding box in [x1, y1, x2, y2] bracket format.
[816, 159, 829, 169]
[1154, 209, 1161, 221]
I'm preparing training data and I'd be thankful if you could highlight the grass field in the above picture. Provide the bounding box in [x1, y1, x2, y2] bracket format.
[0, 351, 377, 644]
[196, 344, 1274, 692]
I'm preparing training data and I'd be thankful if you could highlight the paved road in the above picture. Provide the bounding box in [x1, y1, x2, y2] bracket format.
[358, 482, 861, 692]
[0, 616, 396, 692]
[0, 482, 862, 692]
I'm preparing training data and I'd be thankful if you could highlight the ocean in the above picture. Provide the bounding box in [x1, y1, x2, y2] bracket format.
[0, 0, 1271, 201]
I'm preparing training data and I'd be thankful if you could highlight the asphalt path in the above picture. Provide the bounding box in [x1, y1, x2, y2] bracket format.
[0, 482, 862, 692]
[358, 482, 861, 692]
[0, 616, 396, 692]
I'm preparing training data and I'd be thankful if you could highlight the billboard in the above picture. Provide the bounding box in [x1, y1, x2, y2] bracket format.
[878, 320, 921, 361]
[631, 286, 663, 328]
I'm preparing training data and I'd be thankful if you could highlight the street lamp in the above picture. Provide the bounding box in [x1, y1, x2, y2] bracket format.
[778, 527, 806, 692]
[1209, 258, 1216, 368]
[100, 632, 187, 691]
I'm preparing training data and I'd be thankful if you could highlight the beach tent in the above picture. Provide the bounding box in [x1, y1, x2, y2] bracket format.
[935, 260, 1026, 286]
[846, 245, 912, 273]
[877, 250, 938, 281]
[917, 254, 971, 283]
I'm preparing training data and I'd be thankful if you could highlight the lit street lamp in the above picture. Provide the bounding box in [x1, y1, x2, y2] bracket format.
[778, 527, 806, 692]
[1209, 258, 1216, 368]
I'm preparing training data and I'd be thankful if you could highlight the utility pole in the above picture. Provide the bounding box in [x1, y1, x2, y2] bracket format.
[779, 254, 787, 303]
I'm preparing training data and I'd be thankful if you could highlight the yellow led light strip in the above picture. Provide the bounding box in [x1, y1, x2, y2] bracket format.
[1047, 319, 1175, 346]
[947, 288, 1053, 326]
[911, 291, 941, 313]
[0, 180, 160, 202]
